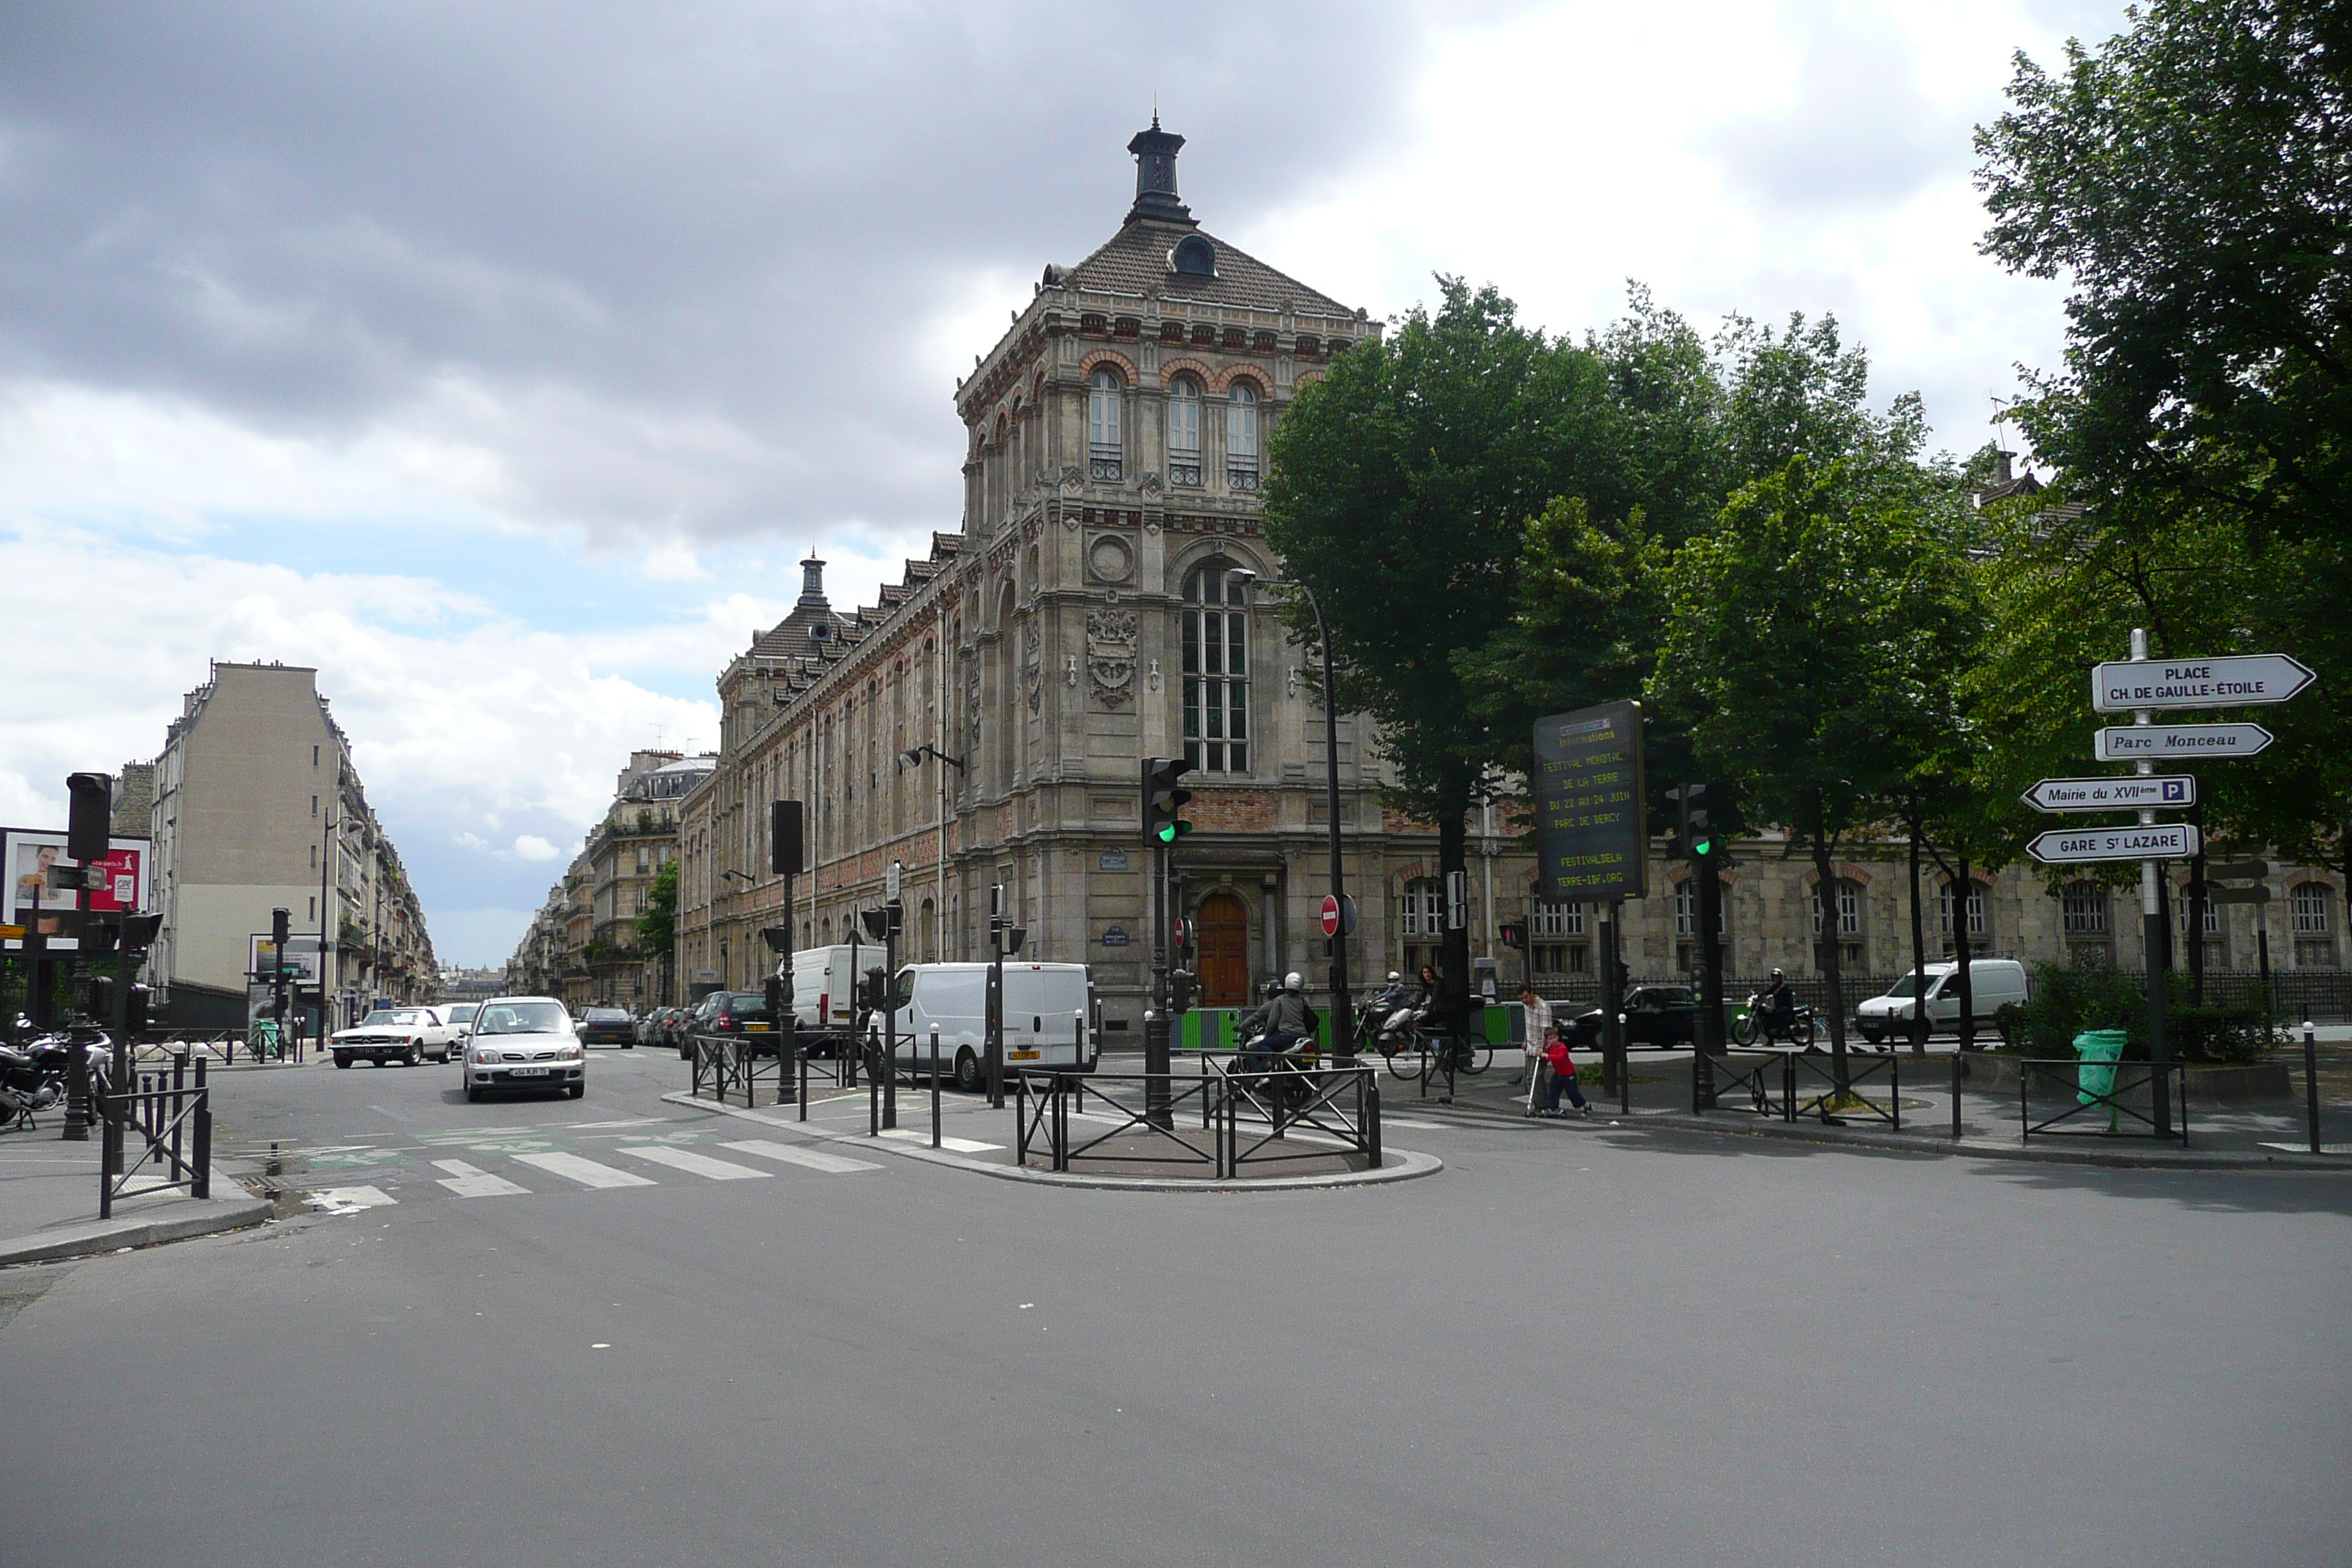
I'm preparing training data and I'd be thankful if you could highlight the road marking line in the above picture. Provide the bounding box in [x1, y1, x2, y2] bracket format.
[720, 1139, 883, 1175]
[513, 1151, 657, 1189]
[877, 1129, 1001, 1153]
[1382, 1118, 1446, 1129]
[564, 1118, 666, 1129]
[367, 1104, 415, 1123]
[432, 1159, 532, 1197]
[614, 1145, 772, 1181]
[309, 1186, 396, 1212]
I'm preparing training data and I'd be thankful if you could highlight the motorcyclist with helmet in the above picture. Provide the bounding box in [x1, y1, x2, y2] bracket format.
[1240, 971, 1318, 1063]
[1759, 968, 1796, 1033]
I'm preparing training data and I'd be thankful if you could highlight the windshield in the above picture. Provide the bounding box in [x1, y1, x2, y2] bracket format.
[360, 1009, 420, 1027]
[447, 1004, 478, 1024]
[1652, 988, 1696, 1008]
[475, 1001, 573, 1036]
[1881, 976, 1926, 998]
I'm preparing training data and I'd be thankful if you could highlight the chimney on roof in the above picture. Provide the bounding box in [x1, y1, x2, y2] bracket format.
[1994, 450, 2015, 485]
[1125, 116, 1195, 227]
[798, 552, 829, 608]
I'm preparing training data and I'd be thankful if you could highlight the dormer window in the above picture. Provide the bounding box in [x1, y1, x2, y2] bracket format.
[1171, 235, 1217, 276]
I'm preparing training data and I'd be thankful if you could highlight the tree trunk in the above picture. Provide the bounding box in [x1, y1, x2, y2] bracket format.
[1812, 818, 1850, 1096]
[1907, 822, 1929, 1055]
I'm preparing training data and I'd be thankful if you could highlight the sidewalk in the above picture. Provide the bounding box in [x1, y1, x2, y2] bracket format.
[1414, 1041, 2352, 1169]
[0, 1125, 271, 1267]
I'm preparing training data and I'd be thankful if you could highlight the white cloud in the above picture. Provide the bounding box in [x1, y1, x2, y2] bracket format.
[512, 836, 559, 862]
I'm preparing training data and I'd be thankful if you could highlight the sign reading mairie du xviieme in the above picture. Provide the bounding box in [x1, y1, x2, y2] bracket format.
[1534, 701, 1646, 903]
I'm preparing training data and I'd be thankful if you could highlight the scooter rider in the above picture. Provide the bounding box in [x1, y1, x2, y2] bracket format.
[1240, 972, 1318, 1059]
[1759, 968, 1796, 1033]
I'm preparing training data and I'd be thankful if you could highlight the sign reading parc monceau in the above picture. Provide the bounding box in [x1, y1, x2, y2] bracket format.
[2092, 655, 2315, 712]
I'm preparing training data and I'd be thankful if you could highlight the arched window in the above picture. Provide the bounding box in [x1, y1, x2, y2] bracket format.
[2291, 883, 2337, 967]
[1226, 382, 1259, 491]
[1810, 878, 1865, 970]
[1400, 878, 1443, 981]
[1938, 881, 1987, 951]
[1166, 376, 1202, 486]
[1182, 562, 1248, 772]
[1088, 369, 1123, 480]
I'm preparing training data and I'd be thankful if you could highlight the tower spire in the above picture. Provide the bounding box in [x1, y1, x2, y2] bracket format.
[1125, 116, 1194, 227]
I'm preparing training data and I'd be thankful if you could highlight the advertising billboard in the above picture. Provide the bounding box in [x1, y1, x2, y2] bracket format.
[1533, 701, 1647, 903]
[2, 828, 148, 952]
[249, 932, 325, 984]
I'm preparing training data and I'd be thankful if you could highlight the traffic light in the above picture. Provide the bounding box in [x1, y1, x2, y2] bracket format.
[1142, 756, 1194, 846]
[1169, 968, 1196, 1012]
[770, 800, 804, 877]
[65, 772, 112, 862]
[1666, 783, 1715, 862]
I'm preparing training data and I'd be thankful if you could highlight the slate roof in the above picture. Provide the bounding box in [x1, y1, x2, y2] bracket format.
[1060, 218, 1357, 319]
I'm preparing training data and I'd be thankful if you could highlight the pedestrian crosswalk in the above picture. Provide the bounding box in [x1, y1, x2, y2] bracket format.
[432, 1159, 530, 1197]
[613, 1145, 771, 1181]
[511, 1150, 658, 1189]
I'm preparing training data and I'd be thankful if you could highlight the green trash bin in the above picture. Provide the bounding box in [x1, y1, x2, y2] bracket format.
[2073, 1028, 2127, 1126]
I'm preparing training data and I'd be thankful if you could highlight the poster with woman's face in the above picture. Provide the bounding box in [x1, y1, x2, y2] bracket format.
[1, 829, 146, 951]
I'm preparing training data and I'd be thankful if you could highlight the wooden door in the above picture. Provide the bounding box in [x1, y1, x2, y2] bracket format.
[1196, 892, 1251, 1006]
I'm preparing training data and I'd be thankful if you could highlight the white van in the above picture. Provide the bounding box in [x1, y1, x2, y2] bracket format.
[1855, 960, 2029, 1044]
[878, 962, 1094, 1092]
[786, 945, 884, 1044]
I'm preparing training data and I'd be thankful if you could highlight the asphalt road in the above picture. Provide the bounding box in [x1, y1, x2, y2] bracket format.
[1, 1044, 2345, 1567]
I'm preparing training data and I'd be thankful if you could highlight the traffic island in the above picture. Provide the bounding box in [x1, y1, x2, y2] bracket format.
[659, 1089, 1441, 1191]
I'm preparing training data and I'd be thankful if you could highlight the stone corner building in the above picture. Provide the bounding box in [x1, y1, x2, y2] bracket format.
[676, 125, 2352, 1028]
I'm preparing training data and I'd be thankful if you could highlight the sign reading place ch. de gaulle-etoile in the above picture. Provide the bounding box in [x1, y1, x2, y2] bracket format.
[1534, 700, 1646, 903]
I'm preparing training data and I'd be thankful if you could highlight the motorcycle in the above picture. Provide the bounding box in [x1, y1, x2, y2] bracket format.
[1732, 993, 1820, 1048]
[0, 1025, 105, 1131]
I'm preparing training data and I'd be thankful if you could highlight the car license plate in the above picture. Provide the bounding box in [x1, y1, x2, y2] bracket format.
[1009, 1049, 1041, 1061]
[509, 1066, 549, 1077]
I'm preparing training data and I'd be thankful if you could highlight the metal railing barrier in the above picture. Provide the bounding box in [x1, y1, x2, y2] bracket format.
[1782, 1049, 1901, 1130]
[686, 1032, 794, 1111]
[1692, 1049, 1780, 1118]
[2018, 1058, 2187, 1146]
[99, 1052, 212, 1218]
[1012, 1055, 1382, 1180]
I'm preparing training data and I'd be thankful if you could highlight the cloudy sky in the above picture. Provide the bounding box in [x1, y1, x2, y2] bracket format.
[1, 0, 2128, 965]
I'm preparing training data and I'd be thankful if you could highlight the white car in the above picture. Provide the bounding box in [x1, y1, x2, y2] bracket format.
[1855, 960, 2030, 1044]
[461, 996, 587, 1101]
[330, 1006, 463, 1068]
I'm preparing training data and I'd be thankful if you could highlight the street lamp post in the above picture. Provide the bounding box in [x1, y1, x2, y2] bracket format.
[1231, 570, 1352, 1058]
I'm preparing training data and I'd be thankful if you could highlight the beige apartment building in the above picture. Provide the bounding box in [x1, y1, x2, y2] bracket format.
[144, 661, 434, 1028]
[672, 124, 2348, 1028]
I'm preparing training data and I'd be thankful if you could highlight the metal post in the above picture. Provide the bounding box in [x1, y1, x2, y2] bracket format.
[2130, 629, 2173, 1137]
[778, 871, 798, 1106]
[882, 911, 899, 1130]
[1305, 587, 1353, 1060]
[1365, 1071, 1382, 1169]
[2307, 1018, 2323, 1156]
[1951, 1052, 1964, 1141]
[192, 1058, 210, 1197]
[796, 1044, 807, 1123]
[1145, 850, 1172, 1128]
[930, 1024, 941, 1148]
[845, 923, 860, 1088]
[61, 872, 92, 1142]
[1602, 902, 1629, 1115]
[986, 894, 1004, 1111]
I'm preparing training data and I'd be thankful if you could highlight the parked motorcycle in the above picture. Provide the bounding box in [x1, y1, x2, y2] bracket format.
[0, 1025, 105, 1131]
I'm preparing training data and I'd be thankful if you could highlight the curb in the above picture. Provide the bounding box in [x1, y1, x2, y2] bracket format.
[0, 1176, 273, 1268]
[660, 1091, 1442, 1192]
[1406, 1096, 2352, 1172]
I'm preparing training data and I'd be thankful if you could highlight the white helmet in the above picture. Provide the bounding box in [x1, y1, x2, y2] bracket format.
[1284, 971, 1304, 992]
[1387, 971, 1402, 984]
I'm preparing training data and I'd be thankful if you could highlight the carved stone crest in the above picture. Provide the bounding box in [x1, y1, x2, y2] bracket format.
[1085, 608, 1138, 709]
[1022, 617, 1044, 712]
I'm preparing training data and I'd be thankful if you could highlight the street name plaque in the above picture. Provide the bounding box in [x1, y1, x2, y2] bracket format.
[2027, 823, 2201, 865]
[2023, 775, 2195, 813]
[1534, 700, 1646, 902]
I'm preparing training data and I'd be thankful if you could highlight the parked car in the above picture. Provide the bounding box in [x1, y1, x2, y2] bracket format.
[577, 1006, 636, 1048]
[879, 962, 1094, 1092]
[682, 991, 773, 1058]
[459, 996, 586, 1101]
[1560, 985, 1707, 1050]
[330, 1006, 463, 1068]
[1855, 960, 2030, 1044]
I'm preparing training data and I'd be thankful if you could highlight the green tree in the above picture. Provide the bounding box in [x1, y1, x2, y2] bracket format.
[1975, 0, 2351, 557]
[636, 858, 678, 971]
[1652, 456, 1972, 1086]
[1264, 279, 1623, 1025]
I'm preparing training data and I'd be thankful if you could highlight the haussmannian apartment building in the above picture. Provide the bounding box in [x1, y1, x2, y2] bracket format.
[671, 123, 2349, 1033]
[143, 660, 435, 1029]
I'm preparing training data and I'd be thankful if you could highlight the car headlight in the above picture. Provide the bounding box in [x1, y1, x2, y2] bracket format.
[473, 1049, 500, 1065]
[560, 1045, 583, 1061]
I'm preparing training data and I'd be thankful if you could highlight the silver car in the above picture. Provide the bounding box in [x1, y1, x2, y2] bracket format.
[460, 996, 586, 1102]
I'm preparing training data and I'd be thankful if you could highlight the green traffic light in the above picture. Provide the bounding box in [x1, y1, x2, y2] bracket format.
[1693, 835, 1714, 856]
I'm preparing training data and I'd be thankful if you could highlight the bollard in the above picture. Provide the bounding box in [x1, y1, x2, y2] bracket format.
[930, 1025, 942, 1148]
[796, 1044, 808, 1123]
[1365, 1071, 1382, 1169]
[2307, 1019, 2323, 1156]
[869, 1036, 881, 1137]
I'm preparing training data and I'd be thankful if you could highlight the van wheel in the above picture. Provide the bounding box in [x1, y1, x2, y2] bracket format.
[1860, 1027, 1883, 1045]
[954, 1048, 981, 1094]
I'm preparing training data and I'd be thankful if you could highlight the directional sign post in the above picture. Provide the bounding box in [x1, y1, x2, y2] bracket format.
[2094, 723, 2272, 761]
[2027, 823, 2201, 865]
[2092, 655, 2315, 712]
[2023, 776, 2195, 813]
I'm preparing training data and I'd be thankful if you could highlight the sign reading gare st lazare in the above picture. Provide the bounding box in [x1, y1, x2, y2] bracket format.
[1534, 701, 1647, 904]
